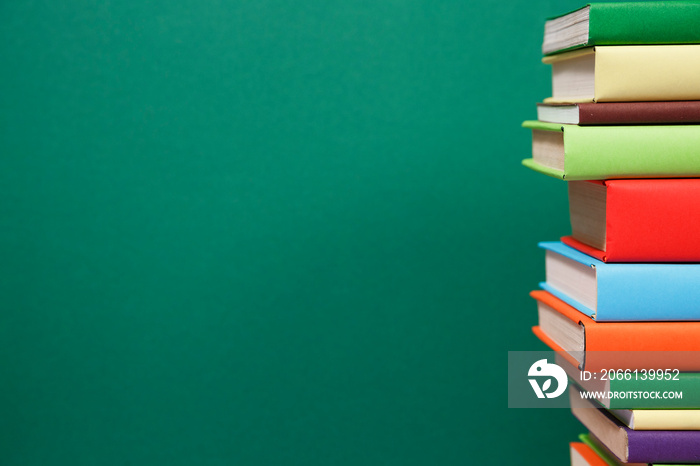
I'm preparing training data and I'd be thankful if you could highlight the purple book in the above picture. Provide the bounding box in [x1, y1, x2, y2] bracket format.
[627, 428, 700, 463]
[569, 387, 700, 463]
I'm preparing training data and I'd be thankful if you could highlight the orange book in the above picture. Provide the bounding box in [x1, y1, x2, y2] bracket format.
[570, 442, 608, 466]
[531, 290, 700, 371]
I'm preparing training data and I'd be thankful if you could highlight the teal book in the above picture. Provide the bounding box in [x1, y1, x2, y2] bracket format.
[543, 1, 700, 55]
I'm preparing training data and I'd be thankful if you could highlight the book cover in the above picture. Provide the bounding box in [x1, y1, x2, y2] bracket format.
[539, 241, 700, 321]
[571, 388, 700, 463]
[553, 353, 700, 409]
[542, 45, 700, 102]
[536, 101, 700, 125]
[543, 2, 700, 55]
[563, 179, 700, 262]
[610, 408, 700, 431]
[522, 121, 700, 180]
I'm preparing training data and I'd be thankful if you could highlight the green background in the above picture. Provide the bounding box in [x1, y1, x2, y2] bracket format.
[1, 1, 590, 464]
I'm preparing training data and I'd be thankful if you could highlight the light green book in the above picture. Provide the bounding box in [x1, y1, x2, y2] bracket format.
[522, 120, 700, 180]
[544, 1, 700, 55]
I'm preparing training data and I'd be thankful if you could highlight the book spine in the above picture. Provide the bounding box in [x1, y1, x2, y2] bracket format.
[627, 429, 700, 463]
[565, 124, 700, 180]
[594, 46, 700, 102]
[629, 410, 700, 430]
[596, 263, 700, 320]
[577, 101, 700, 125]
[605, 179, 700, 262]
[608, 375, 700, 409]
[588, 2, 700, 47]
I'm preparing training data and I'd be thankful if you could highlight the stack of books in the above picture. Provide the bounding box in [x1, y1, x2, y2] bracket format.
[523, 2, 700, 465]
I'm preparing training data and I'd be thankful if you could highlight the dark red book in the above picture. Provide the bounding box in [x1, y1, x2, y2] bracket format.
[563, 179, 700, 262]
[537, 101, 700, 125]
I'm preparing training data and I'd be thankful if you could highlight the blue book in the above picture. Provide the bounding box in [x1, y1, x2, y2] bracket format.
[539, 241, 700, 321]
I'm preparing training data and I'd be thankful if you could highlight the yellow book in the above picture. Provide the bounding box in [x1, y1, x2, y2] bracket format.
[611, 408, 700, 430]
[543, 45, 700, 103]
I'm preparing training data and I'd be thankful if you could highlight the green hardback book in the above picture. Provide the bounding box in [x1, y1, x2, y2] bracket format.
[573, 373, 700, 410]
[522, 120, 700, 180]
[543, 1, 700, 55]
[557, 354, 700, 410]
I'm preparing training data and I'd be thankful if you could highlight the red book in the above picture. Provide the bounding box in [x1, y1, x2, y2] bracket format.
[564, 179, 700, 262]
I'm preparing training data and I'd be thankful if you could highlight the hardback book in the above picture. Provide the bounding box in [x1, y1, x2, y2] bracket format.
[539, 241, 700, 321]
[522, 121, 700, 180]
[570, 441, 611, 466]
[564, 179, 700, 262]
[553, 353, 700, 409]
[610, 408, 700, 431]
[570, 387, 700, 463]
[543, 2, 700, 55]
[542, 45, 700, 103]
[536, 101, 700, 125]
[532, 291, 700, 377]
[577, 433, 669, 466]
